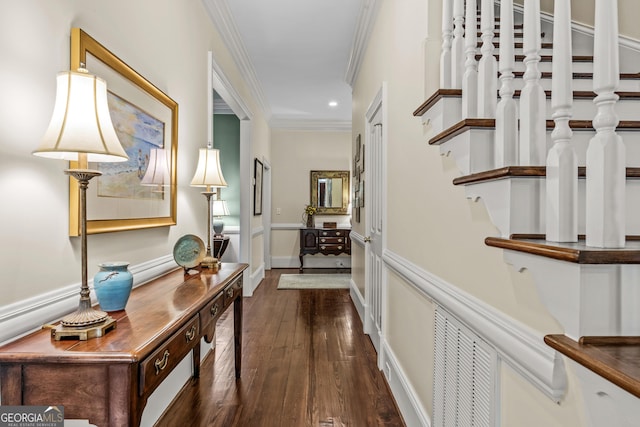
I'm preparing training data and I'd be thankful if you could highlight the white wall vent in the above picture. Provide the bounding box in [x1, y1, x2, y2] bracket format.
[433, 307, 498, 427]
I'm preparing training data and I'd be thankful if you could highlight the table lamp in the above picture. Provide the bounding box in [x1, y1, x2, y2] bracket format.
[212, 198, 230, 237]
[141, 148, 170, 193]
[190, 146, 227, 269]
[33, 68, 128, 339]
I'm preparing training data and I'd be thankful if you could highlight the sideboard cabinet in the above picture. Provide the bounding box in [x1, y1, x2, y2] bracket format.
[299, 227, 351, 270]
[0, 263, 247, 427]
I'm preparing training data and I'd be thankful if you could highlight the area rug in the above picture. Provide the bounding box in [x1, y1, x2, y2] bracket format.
[277, 274, 351, 290]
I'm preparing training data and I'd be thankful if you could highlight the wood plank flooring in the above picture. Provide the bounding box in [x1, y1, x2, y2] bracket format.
[156, 268, 405, 427]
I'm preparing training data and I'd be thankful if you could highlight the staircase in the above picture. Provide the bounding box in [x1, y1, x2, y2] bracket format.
[415, 1, 640, 426]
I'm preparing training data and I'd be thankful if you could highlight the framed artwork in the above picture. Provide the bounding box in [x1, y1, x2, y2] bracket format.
[254, 158, 263, 215]
[69, 28, 178, 235]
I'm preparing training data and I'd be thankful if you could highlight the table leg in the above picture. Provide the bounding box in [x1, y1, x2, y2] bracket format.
[234, 295, 242, 379]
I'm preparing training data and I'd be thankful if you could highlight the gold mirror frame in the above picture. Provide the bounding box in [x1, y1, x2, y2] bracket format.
[310, 170, 350, 215]
[69, 28, 178, 235]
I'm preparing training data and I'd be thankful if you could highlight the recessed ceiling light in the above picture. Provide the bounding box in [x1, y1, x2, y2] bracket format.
[328, 100, 338, 108]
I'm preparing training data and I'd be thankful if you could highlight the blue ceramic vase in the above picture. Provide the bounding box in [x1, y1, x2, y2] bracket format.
[94, 262, 133, 312]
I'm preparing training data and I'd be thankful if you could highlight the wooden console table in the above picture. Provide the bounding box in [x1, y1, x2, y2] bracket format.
[0, 262, 247, 427]
[299, 227, 351, 270]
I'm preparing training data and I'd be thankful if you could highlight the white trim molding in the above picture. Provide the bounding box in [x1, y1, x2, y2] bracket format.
[383, 249, 567, 402]
[268, 118, 352, 132]
[0, 255, 178, 346]
[382, 340, 432, 427]
[345, 0, 381, 86]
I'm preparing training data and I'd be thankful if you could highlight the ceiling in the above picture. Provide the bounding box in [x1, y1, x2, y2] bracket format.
[204, 0, 378, 130]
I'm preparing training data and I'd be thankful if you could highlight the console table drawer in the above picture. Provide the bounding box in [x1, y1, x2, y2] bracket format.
[319, 236, 345, 244]
[319, 229, 346, 238]
[139, 315, 200, 397]
[223, 276, 243, 308]
[319, 244, 346, 253]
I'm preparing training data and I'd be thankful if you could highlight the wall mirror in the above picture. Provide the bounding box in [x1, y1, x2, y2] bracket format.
[310, 170, 350, 215]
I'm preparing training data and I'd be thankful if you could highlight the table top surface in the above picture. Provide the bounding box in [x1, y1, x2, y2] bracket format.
[0, 263, 247, 363]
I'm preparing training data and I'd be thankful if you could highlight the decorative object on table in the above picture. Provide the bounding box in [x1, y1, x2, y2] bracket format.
[141, 148, 171, 194]
[212, 198, 230, 237]
[190, 146, 227, 269]
[173, 234, 207, 273]
[33, 61, 129, 340]
[254, 158, 263, 215]
[323, 221, 337, 229]
[93, 262, 134, 312]
[303, 204, 317, 228]
[68, 28, 177, 236]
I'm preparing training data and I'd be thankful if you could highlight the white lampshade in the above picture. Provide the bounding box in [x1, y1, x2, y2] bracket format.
[33, 69, 128, 163]
[141, 148, 170, 186]
[190, 148, 228, 190]
[212, 199, 230, 216]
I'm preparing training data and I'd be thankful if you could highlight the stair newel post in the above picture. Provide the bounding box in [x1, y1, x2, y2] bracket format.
[441, 0, 454, 88]
[519, 0, 546, 165]
[477, 0, 498, 117]
[546, 0, 578, 243]
[462, 0, 478, 117]
[452, 0, 465, 88]
[586, 0, 626, 248]
[495, 0, 518, 167]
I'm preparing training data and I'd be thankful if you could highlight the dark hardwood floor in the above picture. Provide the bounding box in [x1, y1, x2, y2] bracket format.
[156, 268, 405, 427]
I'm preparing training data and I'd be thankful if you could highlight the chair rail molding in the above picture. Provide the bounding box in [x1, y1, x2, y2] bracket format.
[0, 255, 177, 346]
[383, 249, 567, 402]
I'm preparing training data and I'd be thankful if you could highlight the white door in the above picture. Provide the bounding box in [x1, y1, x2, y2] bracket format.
[364, 86, 385, 364]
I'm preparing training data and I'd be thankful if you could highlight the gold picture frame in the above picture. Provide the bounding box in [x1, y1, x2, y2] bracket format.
[68, 28, 178, 235]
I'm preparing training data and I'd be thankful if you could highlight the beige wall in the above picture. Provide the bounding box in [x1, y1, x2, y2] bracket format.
[270, 129, 351, 262]
[352, 0, 583, 423]
[0, 0, 269, 306]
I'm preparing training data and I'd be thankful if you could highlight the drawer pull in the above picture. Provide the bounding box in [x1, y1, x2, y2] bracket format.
[226, 287, 234, 298]
[320, 246, 326, 250]
[185, 325, 197, 342]
[210, 303, 219, 317]
[321, 238, 326, 243]
[338, 238, 343, 243]
[337, 246, 343, 250]
[322, 232, 328, 236]
[336, 231, 341, 236]
[154, 350, 170, 375]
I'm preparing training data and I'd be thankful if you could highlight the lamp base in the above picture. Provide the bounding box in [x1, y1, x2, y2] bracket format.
[49, 317, 116, 341]
[200, 255, 219, 272]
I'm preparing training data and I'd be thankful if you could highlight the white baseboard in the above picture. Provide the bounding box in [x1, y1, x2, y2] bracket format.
[0, 255, 177, 346]
[382, 340, 432, 427]
[247, 262, 265, 296]
[271, 255, 351, 269]
[349, 278, 365, 326]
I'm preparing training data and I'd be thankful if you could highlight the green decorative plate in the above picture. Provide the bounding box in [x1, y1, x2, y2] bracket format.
[173, 234, 206, 269]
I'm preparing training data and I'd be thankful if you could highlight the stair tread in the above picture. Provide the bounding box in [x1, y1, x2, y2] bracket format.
[430, 118, 640, 147]
[475, 54, 594, 62]
[512, 71, 640, 80]
[485, 235, 640, 264]
[486, 42, 555, 49]
[452, 165, 640, 186]
[413, 89, 640, 118]
[545, 334, 640, 399]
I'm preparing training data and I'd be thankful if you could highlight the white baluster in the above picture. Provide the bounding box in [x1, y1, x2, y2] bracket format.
[441, 0, 453, 88]
[586, 0, 626, 248]
[495, 0, 518, 166]
[477, 0, 497, 117]
[462, 0, 478, 117]
[546, 0, 577, 243]
[519, 0, 546, 165]
[451, 0, 465, 88]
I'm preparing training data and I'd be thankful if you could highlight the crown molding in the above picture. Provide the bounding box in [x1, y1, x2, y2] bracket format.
[202, 0, 271, 119]
[269, 118, 352, 132]
[345, 0, 381, 87]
